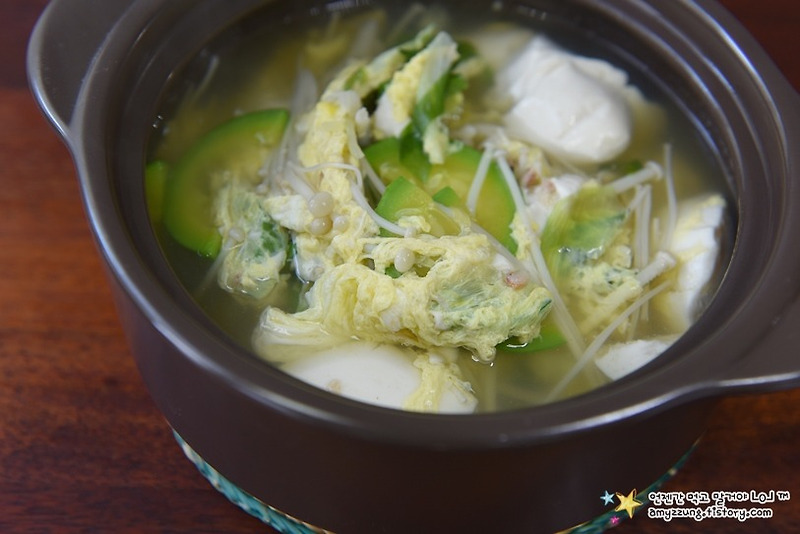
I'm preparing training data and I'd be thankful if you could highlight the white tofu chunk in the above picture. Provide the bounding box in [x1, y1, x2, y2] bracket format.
[654, 194, 726, 332]
[595, 337, 677, 380]
[282, 341, 477, 413]
[496, 36, 633, 165]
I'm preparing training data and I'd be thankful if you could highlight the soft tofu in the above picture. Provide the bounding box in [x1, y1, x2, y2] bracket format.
[282, 341, 477, 413]
[595, 337, 677, 380]
[653, 194, 726, 332]
[496, 36, 633, 165]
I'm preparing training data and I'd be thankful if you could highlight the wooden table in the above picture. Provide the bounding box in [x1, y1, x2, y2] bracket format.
[2, 1, 798, 532]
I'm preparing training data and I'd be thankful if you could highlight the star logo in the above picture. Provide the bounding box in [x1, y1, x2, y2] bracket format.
[615, 489, 643, 518]
[601, 490, 615, 506]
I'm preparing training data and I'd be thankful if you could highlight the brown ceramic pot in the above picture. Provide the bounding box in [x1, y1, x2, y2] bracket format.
[28, 1, 800, 532]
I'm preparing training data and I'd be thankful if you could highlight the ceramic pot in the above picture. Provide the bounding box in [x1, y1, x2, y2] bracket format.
[28, 1, 800, 532]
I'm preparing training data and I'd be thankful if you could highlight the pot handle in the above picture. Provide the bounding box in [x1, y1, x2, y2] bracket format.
[26, 0, 133, 139]
[718, 293, 800, 392]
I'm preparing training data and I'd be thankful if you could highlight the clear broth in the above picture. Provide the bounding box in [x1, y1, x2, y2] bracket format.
[149, 2, 732, 412]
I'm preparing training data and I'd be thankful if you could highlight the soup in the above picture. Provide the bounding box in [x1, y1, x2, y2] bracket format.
[146, 2, 731, 413]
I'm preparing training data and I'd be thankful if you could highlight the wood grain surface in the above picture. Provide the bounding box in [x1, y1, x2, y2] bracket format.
[2, 1, 798, 532]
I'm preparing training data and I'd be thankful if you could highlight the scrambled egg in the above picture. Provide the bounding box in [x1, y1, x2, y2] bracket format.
[256, 233, 551, 362]
[214, 181, 288, 299]
[372, 31, 459, 139]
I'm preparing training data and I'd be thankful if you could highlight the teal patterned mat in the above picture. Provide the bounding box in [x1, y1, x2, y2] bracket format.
[174, 431, 695, 533]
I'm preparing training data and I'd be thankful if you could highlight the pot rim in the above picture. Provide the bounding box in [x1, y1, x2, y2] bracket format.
[28, 0, 800, 449]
